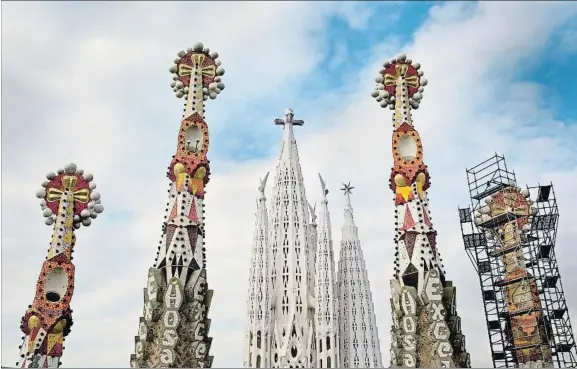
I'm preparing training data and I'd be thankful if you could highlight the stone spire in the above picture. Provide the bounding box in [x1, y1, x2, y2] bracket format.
[371, 54, 470, 368]
[243, 173, 273, 368]
[130, 42, 225, 368]
[17, 163, 103, 368]
[314, 175, 340, 369]
[337, 183, 383, 368]
[268, 108, 316, 368]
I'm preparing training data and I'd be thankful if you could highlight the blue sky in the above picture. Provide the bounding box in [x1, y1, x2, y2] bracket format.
[2, 1, 577, 368]
[212, 1, 577, 166]
[213, 2, 437, 163]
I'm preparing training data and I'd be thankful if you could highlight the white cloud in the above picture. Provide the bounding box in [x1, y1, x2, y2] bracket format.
[2, 1, 577, 368]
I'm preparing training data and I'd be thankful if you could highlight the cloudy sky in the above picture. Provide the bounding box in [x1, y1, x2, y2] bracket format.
[2, 1, 577, 368]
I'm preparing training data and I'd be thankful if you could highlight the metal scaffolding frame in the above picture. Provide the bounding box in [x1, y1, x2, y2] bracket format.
[524, 183, 577, 367]
[458, 153, 577, 368]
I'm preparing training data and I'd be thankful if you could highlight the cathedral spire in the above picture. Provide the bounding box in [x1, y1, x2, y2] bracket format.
[372, 54, 470, 368]
[314, 175, 340, 369]
[337, 183, 383, 368]
[244, 173, 272, 368]
[267, 108, 316, 368]
[130, 42, 225, 368]
[18, 163, 103, 368]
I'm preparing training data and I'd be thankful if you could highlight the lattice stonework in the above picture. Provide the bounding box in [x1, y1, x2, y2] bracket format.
[243, 109, 316, 369]
[337, 183, 383, 368]
[371, 54, 471, 368]
[130, 42, 225, 368]
[314, 175, 340, 369]
[17, 163, 104, 368]
[243, 173, 273, 368]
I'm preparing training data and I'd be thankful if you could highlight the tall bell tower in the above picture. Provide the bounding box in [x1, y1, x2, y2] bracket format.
[130, 42, 225, 368]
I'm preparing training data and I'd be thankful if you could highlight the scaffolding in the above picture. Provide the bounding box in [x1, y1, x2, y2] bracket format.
[458, 154, 577, 368]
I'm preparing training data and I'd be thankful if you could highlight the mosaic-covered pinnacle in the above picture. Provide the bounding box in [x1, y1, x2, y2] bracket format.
[169, 42, 226, 101]
[35, 162, 103, 228]
[371, 53, 426, 110]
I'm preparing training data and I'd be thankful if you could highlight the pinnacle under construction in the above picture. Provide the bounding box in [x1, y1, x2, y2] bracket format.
[459, 154, 577, 367]
[130, 42, 225, 368]
[371, 54, 471, 367]
[18, 163, 104, 368]
[337, 183, 383, 368]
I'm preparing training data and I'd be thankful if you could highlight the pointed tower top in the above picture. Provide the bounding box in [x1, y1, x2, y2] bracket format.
[258, 172, 270, 198]
[319, 173, 329, 201]
[169, 42, 226, 118]
[371, 53, 427, 128]
[341, 181, 355, 207]
[341, 182, 356, 226]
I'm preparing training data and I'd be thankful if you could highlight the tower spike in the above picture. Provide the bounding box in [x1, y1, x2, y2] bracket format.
[244, 109, 317, 368]
[131, 43, 224, 368]
[274, 108, 305, 164]
[243, 176, 272, 368]
[314, 175, 340, 368]
[337, 183, 383, 368]
[17, 163, 103, 368]
[373, 55, 471, 368]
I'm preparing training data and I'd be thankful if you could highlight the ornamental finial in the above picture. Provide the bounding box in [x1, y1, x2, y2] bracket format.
[169, 42, 225, 118]
[35, 162, 103, 228]
[371, 53, 427, 111]
[341, 182, 354, 195]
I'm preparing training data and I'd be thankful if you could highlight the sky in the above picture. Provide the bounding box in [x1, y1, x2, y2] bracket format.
[2, 1, 577, 367]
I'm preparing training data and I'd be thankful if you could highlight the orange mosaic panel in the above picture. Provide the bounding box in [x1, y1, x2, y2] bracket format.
[30, 259, 75, 331]
[389, 123, 430, 193]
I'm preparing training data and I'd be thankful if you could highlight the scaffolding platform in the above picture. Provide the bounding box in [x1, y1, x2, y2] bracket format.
[458, 154, 577, 368]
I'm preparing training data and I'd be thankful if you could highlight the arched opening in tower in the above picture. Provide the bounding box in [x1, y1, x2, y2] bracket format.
[44, 267, 68, 302]
[184, 125, 204, 153]
[398, 134, 417, 161]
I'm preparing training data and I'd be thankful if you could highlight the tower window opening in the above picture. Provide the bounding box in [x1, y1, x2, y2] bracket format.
[256, 355, 261, 368]
[326, 336, 331, 350]
[44, 267, 67, 303]
[46, 292, 61, 302]
[327, 356, 331, 368]
[257, 330, 262, 349]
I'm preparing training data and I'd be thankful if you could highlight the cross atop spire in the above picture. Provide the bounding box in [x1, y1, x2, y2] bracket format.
[274, 108, 305, 127]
